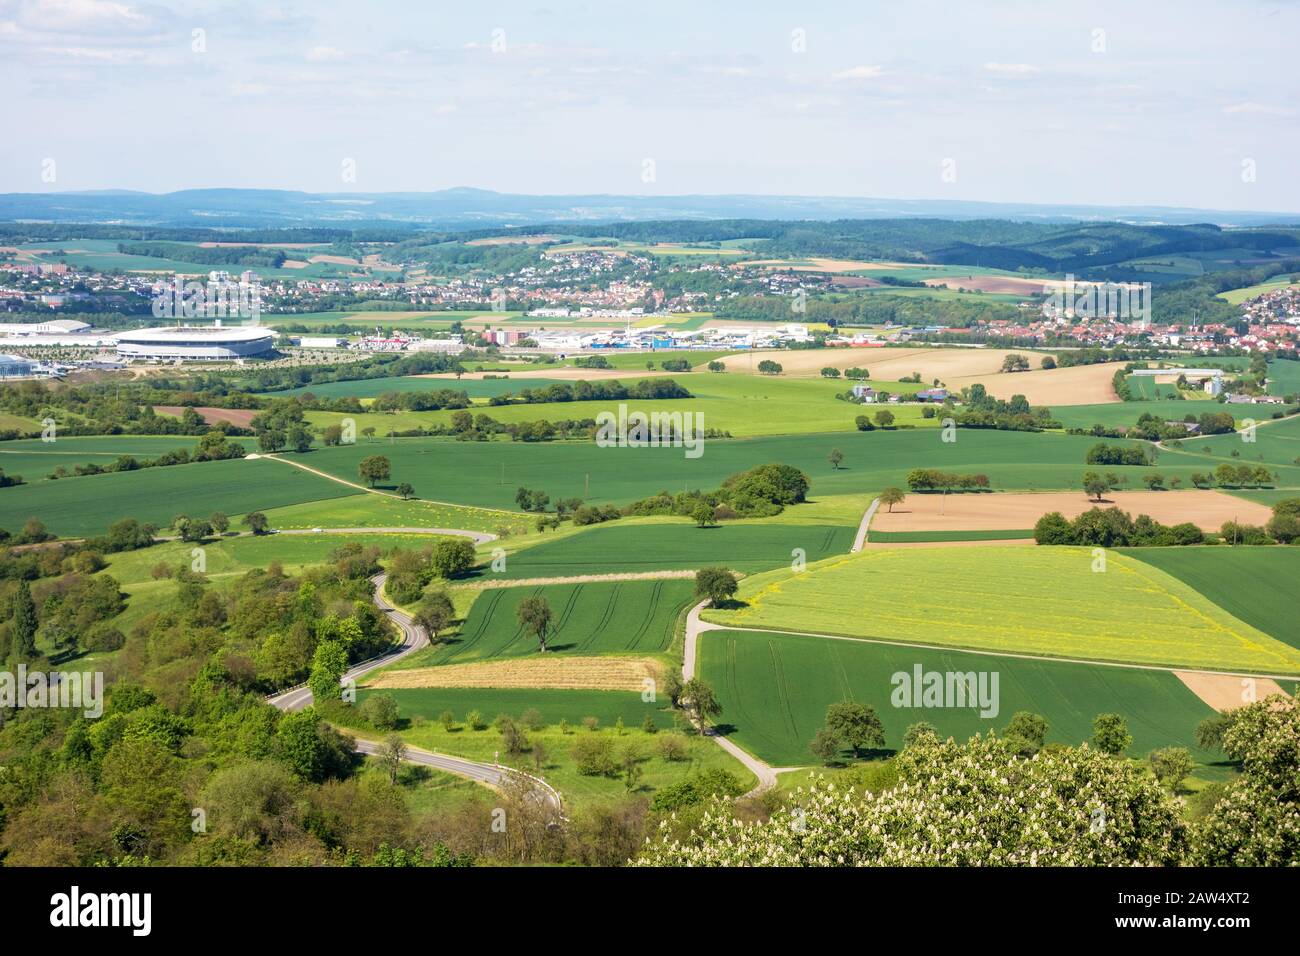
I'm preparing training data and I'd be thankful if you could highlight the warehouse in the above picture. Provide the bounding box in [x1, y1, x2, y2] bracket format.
[114, 325, 276, 360]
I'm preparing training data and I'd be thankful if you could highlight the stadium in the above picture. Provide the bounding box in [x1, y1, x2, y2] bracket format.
[113, 325, 276, 360]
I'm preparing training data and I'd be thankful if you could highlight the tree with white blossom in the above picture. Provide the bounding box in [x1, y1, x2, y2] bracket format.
[634, 733, 1188, 867]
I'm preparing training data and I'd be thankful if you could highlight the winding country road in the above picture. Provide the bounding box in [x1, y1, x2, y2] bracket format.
[684, 600, 800, 796]
[267, 571, 562, 812]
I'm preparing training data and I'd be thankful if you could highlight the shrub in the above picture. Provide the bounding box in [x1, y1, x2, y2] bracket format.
[572, 735, 617, 776]
[359, 694, 400, 730]
[656, 733, 689, 762]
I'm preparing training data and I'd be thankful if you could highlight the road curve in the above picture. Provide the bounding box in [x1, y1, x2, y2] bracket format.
[684, 601, 797, 795]
[267, 571, 561, 812]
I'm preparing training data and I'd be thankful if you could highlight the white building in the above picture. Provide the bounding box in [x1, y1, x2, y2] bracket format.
[0, 353, 33, 378]
[296, 336, 348, 349]
[408, 338, 465, 354]
[114, 325, 276, 360]
[0, 319, 92, 335]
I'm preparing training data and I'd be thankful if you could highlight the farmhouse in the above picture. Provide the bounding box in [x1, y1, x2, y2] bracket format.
[915, 388, 949, 402]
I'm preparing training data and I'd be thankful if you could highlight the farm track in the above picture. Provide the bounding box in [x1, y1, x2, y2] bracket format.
[266, 571, 562, 811]
[260, 452, 521, 517]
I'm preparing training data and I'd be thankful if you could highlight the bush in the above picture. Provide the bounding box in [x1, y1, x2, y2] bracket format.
[656, 734, 689, 762]
[650, 769, 746, 811]
[84, 623, 126, 652]
[359, 694, 400, 730]
[385, 571, 423, 606]
[572, 735, 617, 776]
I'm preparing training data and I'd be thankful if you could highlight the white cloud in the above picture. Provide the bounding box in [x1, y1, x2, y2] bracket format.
[984, 62, 1038, 76]
[305, 45, 345, 62]
[1223, 101, 1289, 115]
[832, 64, 884, 80]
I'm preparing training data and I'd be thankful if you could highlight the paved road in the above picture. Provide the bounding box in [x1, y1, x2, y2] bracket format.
[683, 601, 799, 795]
[266, 571, 561, 812]
[851, 497, 880, 552]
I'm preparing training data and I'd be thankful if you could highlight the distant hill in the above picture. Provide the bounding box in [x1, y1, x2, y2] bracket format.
[0, 187, 1297, 229]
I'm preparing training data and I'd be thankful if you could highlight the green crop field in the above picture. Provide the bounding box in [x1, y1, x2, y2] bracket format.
[1218, 278, 1300, 306]
[1050, 399, 1220, 432]
[266, 376, 565, 400]
[1121, 547, 1300, 651]
[427, 579, 694, 664]
[0, 436, 210, 481]
[497, 520, 856, 578]
[0, 457, 356, 538]
[1162, 413, 1300, 470]
[703, 546, 1300, 674]
[279, 428, 1215, 513]
[249, 492, 523, 533]
[698, 628, 1219, 767]
[356, 686, 671, 730]
[1126, 374, 1191, 401]
[302, 372, 934, 438]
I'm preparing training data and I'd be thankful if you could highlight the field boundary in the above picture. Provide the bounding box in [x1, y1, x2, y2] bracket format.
[260, 452, 522, 516]
[699, 622, 1300, 682]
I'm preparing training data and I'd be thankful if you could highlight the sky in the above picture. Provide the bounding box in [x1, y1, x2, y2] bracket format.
[1, 0, 1297, 212]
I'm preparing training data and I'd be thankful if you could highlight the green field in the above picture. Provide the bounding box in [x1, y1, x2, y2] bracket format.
[1126, 374, 1193, 401]
[419, 579, 694, 664]
[703, 546, 1300, 674]
[496, 519, 856, 578]
[1121, 547, 1300, 651]
[347, 696, 756, 805]
[280, 428, 1223, 513]
[103, 532, 446, 587]
[250, 492, 523, 533]
[267, 375, 566, 400]
[1051, 399, 1221, 432]
[1217, 277, 1300, 306]
[19, 240, 359, 280]
[1162, 413, 1300, 470]
[0, 457, 356, 537]
[698, 628, 1219, 767]
[356, 686, 671, 730]
[302, 372, 934, 438]
[0, 436, 207, 481]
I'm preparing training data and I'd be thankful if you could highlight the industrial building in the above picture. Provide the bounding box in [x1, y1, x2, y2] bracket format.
[0, 319, 92, 335]
[114, 325, 276, 360]
[0, 354, 34, 378]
